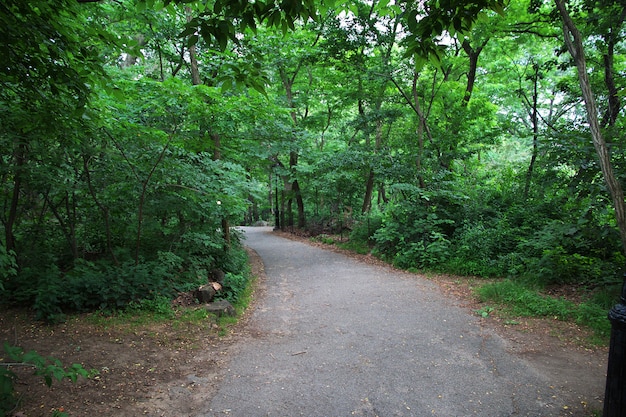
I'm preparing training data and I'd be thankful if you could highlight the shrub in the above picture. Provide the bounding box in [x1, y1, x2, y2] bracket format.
[0, 244, 17, 293]
[349, 213, 383, 246]
[447, 219, 520, 277]
[217, 272, 249, 304]
[5, 233, 249, 322]
[372, 201, 454, 270]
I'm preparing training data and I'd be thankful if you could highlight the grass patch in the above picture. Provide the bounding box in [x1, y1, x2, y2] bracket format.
[311, 234, 336, 245]
[176, 307, 210, 323]
[476, 280, 611, 344]
[86, 296, 174, 329]
[337, 240, 371, 255]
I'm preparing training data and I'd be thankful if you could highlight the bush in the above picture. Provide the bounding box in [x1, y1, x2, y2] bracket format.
[3, 232, 250, 322]
[30, 259, 175, 321]
[125, 295, 175, 319]
[0, 243, 17, 293]
[447, 219, 520, 277]
[372, 202, 454, 270]
[349, 213, 383, 246]
[217, 272, 249, 304]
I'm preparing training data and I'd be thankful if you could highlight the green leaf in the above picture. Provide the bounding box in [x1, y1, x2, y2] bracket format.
[187, 34, 199, 48]
[3, 343, 24, 362]
[180, 25, 197, 37]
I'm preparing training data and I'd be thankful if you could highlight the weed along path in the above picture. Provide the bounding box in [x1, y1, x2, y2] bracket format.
[205, 226, 605, 417]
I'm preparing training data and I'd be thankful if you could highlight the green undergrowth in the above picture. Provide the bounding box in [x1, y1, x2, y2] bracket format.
[87, 296, 204, 330]
[336, 240, 372, 255]
[476, 279, 614, 345]
[216, 265, 256, 336]
[309, 233, 372, 255]
[87, 262, 255, 337]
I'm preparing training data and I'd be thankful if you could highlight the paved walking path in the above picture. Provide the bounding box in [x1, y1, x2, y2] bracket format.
[204, 227, 603, 417]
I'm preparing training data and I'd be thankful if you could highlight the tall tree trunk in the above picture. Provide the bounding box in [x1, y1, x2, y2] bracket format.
[524, 63, 540, 200]
[44, 191, 78, 260]
[135, 141, 172, 264]
[359, 90, 374, 214]
[83, 155, 119, 265]
[412, 72, 427, 189]
[210, 133, 230, 246]
[279, 66, 306, 228]
[361, 116, 383, 214]
[391, 74, 432, 189]
[360, 15, 401, 214]
[184, 14, 231, 248]
[555, 0, 626, 255]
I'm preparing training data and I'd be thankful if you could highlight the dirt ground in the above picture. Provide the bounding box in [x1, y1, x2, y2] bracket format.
[0, 235, 609, 417]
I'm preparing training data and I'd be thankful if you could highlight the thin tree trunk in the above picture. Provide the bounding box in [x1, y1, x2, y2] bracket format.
[524, 63, 540, 200]
[211, 131, 231, 247]
[461, 38, 488, 106]
[362, 170, 375, 214]
[358, 93, 374, 214]
[360, 14, 400, 214]
[361, 113, 384, 215]
[5, 141, 26, 255]
[83, 155, 119, 266]
[601, 36, 621, 128]
[412, 73, 426, 189]
[555, 0, 626, 255]
[391, 74, 432, 189]
[135, 133, 176, 265]
[149, 22, 165, 81]
[279, 66, 306, 228]
[185, 15, 231, 248]
[43, 191, 78, 260]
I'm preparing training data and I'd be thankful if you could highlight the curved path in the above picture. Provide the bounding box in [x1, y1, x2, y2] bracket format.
[204, 227, 603, 417]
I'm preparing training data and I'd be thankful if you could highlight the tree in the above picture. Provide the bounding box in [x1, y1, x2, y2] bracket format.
[554, 0, 626, 255]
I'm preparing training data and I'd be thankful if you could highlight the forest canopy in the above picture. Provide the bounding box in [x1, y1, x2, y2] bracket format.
[1, 0, 625, 321]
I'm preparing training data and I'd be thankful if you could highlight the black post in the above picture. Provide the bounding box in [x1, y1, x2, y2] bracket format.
[603, 275, 626, 417]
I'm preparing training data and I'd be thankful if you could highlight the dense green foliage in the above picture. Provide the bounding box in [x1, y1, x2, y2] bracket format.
[1, 0, 625, 327]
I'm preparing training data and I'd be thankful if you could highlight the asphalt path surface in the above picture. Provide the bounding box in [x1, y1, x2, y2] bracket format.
[205, 227, 596, 417]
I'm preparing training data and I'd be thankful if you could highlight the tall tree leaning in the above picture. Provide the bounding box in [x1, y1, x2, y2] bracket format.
[554, 0, 626, 256]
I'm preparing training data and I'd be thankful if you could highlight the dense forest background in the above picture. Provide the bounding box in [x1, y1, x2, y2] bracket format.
[1, 0, 625, 324]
